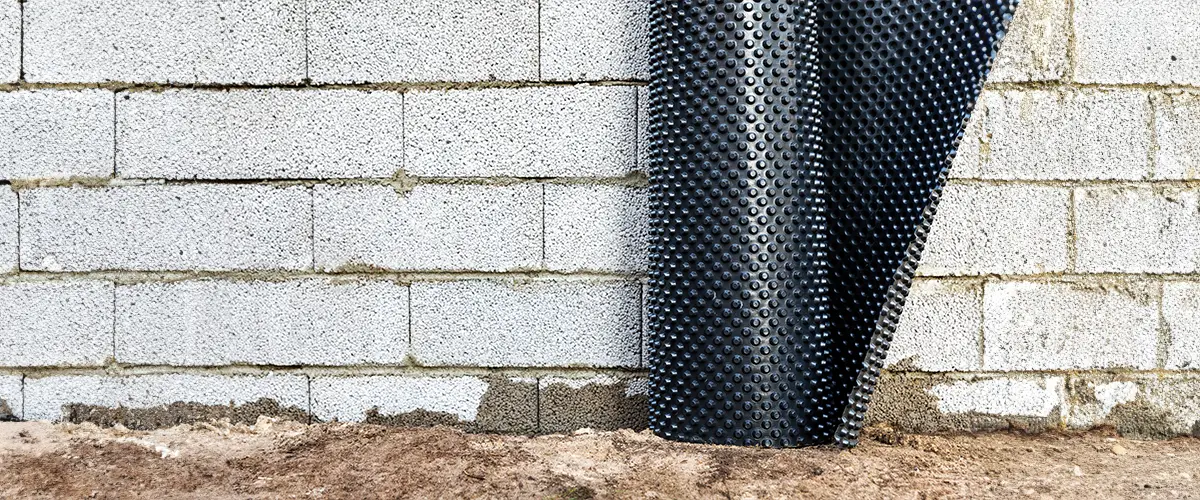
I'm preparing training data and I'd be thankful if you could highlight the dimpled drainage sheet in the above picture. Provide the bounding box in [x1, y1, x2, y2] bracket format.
[645, 0, 1018, 448]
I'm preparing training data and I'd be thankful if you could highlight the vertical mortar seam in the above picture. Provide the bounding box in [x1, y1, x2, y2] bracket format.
[18, 373, 24, 420]
[302, 0, 310, 82]
[309, 185, 315, 271]
[536, 0, 542, 80]
[1066, 188, 1077, 272]
[534, 376, 541, 433]
[407, 285, 413, 353]
[1147, 92, 1159, 180]
[540, 183, 546, 265]
[17, 0, 24, 83]
[110, 280, 117, 362]
[14, 190, 19, 272]
[1157, 279, 1169, 369]
[978, 278, 987, 370]
[1065, 0, 1077, 82]
[111, 91, 118, 176]
[306, 374, 313, 424]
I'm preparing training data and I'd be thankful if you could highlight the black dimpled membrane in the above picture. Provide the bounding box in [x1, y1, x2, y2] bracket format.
[646, 0, 1017, 448]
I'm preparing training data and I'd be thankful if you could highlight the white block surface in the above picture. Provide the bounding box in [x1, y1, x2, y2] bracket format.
[930, 376, 1065, 418]
[545, 184, 648, 272]
[311, 376, 490, 422]
[1075, 0, 1200, 85]
[1165, 282, 1200, 370]
[1155, 92, 1200, 180]
[1075, 187, 1200, 273]
[887, 280, 982, 372]
[0, 281, 114, 367]
[0, 90, 115, 180]
[541, 0, 651, 81]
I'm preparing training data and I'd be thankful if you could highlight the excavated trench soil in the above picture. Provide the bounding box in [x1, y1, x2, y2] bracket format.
[1, 420, 1198, 499]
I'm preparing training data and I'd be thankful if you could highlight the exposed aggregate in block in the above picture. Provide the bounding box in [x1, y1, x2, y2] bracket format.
[886, 280, 982, 372]
[1165, 282, 1200, 370]
[0, 375, 20, 420]
[1074, 0, 1200, 86]
[544, 184, 648, 273]
[539, 376, 648, 432]
[1075, 187, 1200, 274]
[987, 0, 1069, 83]
[405, 86, 638, 178]
[116, 279, 409, 366]
[1154, 92, 1200, 180]
[982, 280, 1159, 371]
[411, 280, 641, 368]
[0, 189, 14, 273]
[0, 280, 114, 368]
[1067, 374, 1200, 439]
[117, 90, 404, 179]
[20, 185, 312, 272]
[0, 0, 15, 82]
[22, 373, 309, 425]
[23, 0, 305, 84]
[307, 0, 537, 83]
[311, 375, 537, 433]
[866, 373, 1065, 434]
[314, 184, 540, 272]
[975, 90, 1151, 180]
[920, 183, 1069, 276]
[541, 0, 651, 81]
[0, 90, 115, 180]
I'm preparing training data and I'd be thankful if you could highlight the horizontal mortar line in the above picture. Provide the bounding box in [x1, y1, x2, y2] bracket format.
[982, 81, 1200, 93]
[883, 369, 1200, 377]
[949, 178, 1200, 189]
[1, 174, 650, 190]
[3, 365, 652, 379]
[0, 79, 649, 93]
[0, 270, 648, 283]
[920, 272, 1200, 280]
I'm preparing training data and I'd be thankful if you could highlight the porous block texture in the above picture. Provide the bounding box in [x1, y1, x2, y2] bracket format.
[539, 376, 648, 432]
[1074, 0, 1200, 85]
[0, 90, 115, 180]
[1075, 187, 1200, 274]
[0, 189, 15, 273]
[988, 0, 1069, 82]
[544, 184, 648, 273]
[20, 185, 312, 272]
[1165, 282, 1200, 370]
[0, 375, 19, 420]
[23, 0, 305, 84]
[117, 90, 405, 179]
[887, 280, 983, 372]
[1154, 92, 1200, 180]
[116, 279, 409, 366]
[0, 280, 114, 367]
[311, 375, 537, 433]
[0, 0, 16, 82]
[411, 280, 641, 368]
[541, 0, 651, 81]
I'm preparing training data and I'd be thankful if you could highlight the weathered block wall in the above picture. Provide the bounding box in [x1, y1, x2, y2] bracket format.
[0, 0, 1197, 438]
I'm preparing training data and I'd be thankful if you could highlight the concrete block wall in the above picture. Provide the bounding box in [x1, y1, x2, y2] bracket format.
[0, 0, 1197, 439]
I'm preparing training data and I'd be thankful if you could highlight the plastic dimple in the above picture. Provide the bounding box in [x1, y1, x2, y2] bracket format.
[646, 0, 1016, 448]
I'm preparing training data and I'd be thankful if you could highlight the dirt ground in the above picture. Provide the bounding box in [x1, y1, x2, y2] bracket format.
[1, 420, 1198, 499]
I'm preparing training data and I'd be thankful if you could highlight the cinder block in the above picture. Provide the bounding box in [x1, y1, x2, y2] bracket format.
[887, 279, 982, 372]
[314, 184, 540, 272]
[637, 88, 651, 172]
[539, 376, 648, 432]
[867, 373, 1065, 433]
[307, 0, 536, 83]
[311, 375, 537, 433]
[1066, 374, 1200, 439]
[22, 373, 309, 426]
[117, 90, 404, 179]
[1075, 0, 1200, 85]
[0, 375, 20, 420]
[0, 189, 15, 273]
[406, 86, 638, 177]
[411, 279, 641, 368]
[947, 111, 984, 179]
[987, 0, 1069, 83]
[0, 1, 17, 82]
[116, 279, 409, 366]
[975, 90, 1151, 180]
[1154, 92, 1200, 180]
[20, 185, 311, 272]
[1165, 281, 1200, 370]
[0, 90, 115, 180]
[0, 281, 113, 367]
[982, 280, 1159, 370]
[23, 0, 304, 84]
[1075, 187, 1200, 273]
[920, 183, 1069, 275]
[545, 184, 648, 273]
[541, 0, 651, 81]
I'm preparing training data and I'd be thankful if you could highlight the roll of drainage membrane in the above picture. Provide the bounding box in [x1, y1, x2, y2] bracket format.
[646, 0, 1017, 448]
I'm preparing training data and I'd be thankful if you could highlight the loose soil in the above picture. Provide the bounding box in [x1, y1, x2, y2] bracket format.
[1, 420, 1198, 499]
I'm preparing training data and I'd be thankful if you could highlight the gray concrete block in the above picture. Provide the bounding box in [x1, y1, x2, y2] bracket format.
[0, 280, 114, 367]
[1075, 187, 1200, 273]
[539, 376, 648, 432]
[541, 0, 651, 81]
[0, 90, 115, 180]
[116, 279, 409, 366]
[20, 185, 312, 272]
[545, 184, 648, 273]
[311, 375, 537, 433]
[307, 0, 537, 83]
[947, 112, 984, 179]
[23, 0, 304, 84]
[887, 279, 982, 372]
[1165, 281, 1200, 370]
[867, 373, 1065, 434]
[0, 1, 17, 83]
[405, 86, 638, 177]
[983, 280, 1159, 371]
[0, 375, 21, 420]
[1066, 374, 1200, 439]
[1154, 92, 1200, 180]
[988, 0, 1069, 83]
[920, 183, 1069, 275]
[0, 188, 15, 273]
[117, 89, 404, 179]
[637, 87, 650, 172]
[314, 184, 540, 272]
[975, 90, 1151, 180]
[411, 279, 641, 368]
[1075, 0, 1200, 85]
[22, 373, 309, 426]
